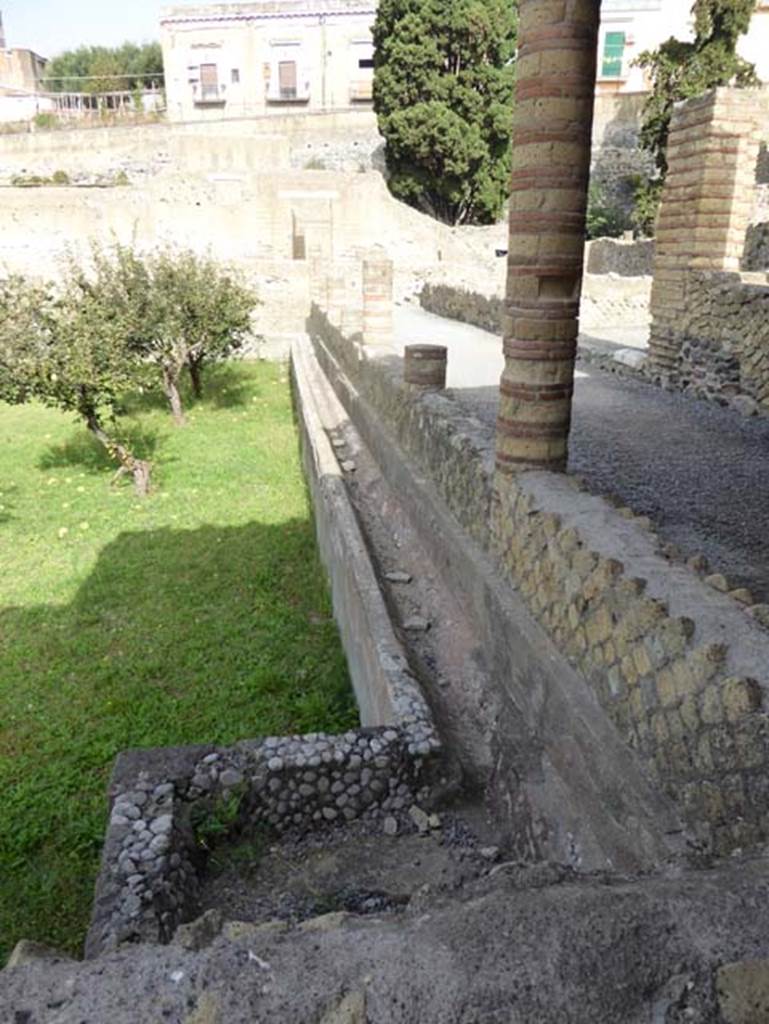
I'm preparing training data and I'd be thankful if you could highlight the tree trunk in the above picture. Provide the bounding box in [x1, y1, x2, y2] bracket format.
[85, 412, 152, 497]
[188, 357, 203, 400]
[163, 366, 186, 426]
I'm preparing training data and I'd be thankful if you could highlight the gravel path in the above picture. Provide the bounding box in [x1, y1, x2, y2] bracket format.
[394, 305, 769, 601]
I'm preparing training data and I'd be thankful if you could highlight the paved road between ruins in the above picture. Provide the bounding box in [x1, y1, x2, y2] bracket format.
[395, 304, 769, 601]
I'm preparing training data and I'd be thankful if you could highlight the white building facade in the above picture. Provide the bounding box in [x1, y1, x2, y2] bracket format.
[160, 0, 376, 122]
[161, 0, 769, 123]
[597, 0, 769, 95]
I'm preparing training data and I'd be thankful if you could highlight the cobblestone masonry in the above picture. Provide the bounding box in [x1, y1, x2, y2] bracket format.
[309, 304, 769, 860]
[86, 728, 433, 957]
[649, 87, 769, 400]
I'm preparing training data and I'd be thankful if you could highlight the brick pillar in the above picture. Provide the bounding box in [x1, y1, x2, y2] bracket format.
[362, 253, 394, 347]
[649, 88, 766, 377]
[496, 0, 599, 474]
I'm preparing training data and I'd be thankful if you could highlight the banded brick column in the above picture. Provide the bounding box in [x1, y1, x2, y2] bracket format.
[496, 0, 600, 473]
[649, 88, 766, 378]
[362, 252, 394, 347]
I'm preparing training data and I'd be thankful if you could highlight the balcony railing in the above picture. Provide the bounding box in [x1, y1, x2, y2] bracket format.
[266, 86, 310, 104]
[194, 86, 226, 106]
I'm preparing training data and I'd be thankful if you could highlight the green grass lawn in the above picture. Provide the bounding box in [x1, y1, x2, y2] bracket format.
[0, 362, 356, 962]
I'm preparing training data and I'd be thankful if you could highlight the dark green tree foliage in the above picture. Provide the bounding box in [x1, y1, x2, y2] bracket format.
[637, 0, 758, 177]
[372, 0, 517, 225]
[44, 42, 163, 94]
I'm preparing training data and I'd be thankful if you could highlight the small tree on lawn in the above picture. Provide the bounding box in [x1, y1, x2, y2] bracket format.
[0, 253, 154, 496]
[145, 249, 258, 424]
[372, 0, 517, 225]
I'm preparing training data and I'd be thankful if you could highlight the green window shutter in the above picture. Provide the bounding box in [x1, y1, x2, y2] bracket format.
[601, 31, 626, 78]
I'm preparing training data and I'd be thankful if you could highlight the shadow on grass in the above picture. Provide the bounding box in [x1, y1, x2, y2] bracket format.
[37, 423, 167, 475]
[0, 518, 355, 962]
[120, 363, 257, 419]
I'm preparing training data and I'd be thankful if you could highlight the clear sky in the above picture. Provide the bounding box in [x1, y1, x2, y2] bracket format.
[2, 1, 201, 57]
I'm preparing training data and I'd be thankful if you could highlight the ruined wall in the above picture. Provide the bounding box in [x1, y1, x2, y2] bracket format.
[649, 88, 769, 405]
[309, 306, 769, 858]
[0, 169, 475, 341]
[0, 110, 381, 181]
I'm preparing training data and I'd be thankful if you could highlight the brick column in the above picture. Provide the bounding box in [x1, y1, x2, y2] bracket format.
[362, 252, 394, 347]
[496, 0, 599, 474]
[649, 88, 766, 377]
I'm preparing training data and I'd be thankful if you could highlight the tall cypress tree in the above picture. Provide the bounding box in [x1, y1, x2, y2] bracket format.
[637, 0, 758, 177]
[372, 0, 517, 225]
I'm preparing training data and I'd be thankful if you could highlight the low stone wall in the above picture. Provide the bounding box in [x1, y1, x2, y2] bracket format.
[585, 237, 655, 277]
[647, 270, 769, 408]
[743, 221, 769, 271]
[308, 306, 769, 860]
[420, 263, 652, 335]
[419, 282, 503, 335]
[86, 729, 423, 957]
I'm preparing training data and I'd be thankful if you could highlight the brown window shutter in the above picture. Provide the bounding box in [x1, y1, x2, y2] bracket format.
[200, 63, 219, 98]
[278, 60, 297, 98]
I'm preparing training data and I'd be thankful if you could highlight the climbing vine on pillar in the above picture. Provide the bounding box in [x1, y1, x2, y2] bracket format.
[637, 0, 759, 179]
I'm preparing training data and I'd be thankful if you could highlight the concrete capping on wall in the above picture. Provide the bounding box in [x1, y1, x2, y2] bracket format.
[291, 335, 438, 745]
[308, 304, 769, 859]
[84, 340, 440, 958]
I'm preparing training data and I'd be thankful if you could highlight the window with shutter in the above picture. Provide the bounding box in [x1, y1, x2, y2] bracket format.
[200, 63, 219, 99]
[278, 61, 297, 100]
[601, 32, 626, 78]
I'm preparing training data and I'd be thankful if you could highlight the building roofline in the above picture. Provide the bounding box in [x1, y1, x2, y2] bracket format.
[1, 46, 48, 63]
[161, 2, 375, 25]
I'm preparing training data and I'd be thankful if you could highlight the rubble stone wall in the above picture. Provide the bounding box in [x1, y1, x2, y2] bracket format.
[652, 269, 769, 405]
[86, 730, 425, 957]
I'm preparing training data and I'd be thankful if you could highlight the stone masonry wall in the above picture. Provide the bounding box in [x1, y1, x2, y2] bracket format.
[87, 729, 425, 957]
[420, 262, 652, 335]
[652, 269, 769, 406]
[649, 87, 769, 403]
[309, 305, 769, 858]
